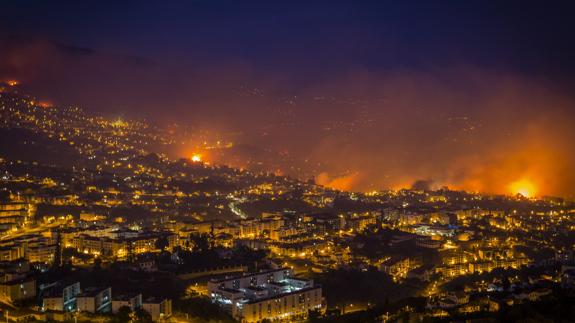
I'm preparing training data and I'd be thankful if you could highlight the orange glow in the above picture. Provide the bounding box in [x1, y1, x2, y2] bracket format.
[38, 101, 53, 108]
[191, 154, 202, 162]
[316, 172, 361, 191]
[6, 80, 18, 86]
[509, 178, 537, 197]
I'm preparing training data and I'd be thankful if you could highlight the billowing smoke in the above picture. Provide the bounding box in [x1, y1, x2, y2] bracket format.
[303, 68, 575, 198]
[315, 172, 363, 192]
[411, 180, 434, 191]
[2, 35, 575, 198]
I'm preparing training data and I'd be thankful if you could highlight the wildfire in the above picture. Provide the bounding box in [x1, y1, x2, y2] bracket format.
[509, 178, 537, 198]
[191, 154, 202, 162]
[39, 101, 53, 108]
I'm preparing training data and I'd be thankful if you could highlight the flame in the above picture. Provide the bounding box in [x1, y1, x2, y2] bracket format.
[509, 178, 537, 197]
[191, 154, 202, 162]
[38, 101, 53, 108]
[316, 172, 361, 191]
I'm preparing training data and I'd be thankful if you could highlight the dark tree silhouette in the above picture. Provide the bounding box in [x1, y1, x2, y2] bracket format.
[155, 236, 169, 252]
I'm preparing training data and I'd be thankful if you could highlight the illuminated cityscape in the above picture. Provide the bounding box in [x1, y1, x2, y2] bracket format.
[1, 2, 575, 322]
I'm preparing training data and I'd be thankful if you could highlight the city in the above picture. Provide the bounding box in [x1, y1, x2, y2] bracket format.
[1, 2, 575, 322]
[0, 80, 574, 322]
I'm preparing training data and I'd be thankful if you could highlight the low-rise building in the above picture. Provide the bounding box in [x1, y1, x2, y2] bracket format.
[0, 276, 36, 301]
[77, 287, 112, 313]
[380, 256, 423, 279]
[42, 282, 81, 312]
[112, 293, 143, 313]
[142, 297, 172, 322]
[208, 268, 324, 322]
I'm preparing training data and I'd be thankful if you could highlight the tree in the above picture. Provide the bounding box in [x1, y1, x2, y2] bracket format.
[231, 246, 268, 269]
[190, 233, 210, 252]
[307, 309, 322, 322]
[155, 236, 169, 252]
[107, 306, 131, 323]
[94, 257, 102, 271]
[502, 277, 511, 291]
[174, 297, 234, 322]
[134, 308, 153, 323]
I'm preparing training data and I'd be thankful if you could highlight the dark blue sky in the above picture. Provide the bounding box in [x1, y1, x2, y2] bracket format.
[3, 1, 575, 86]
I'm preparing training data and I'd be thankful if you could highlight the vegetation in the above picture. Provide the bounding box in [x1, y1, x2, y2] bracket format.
[314, 268, 422, 309]
[173, 297, 234, 323]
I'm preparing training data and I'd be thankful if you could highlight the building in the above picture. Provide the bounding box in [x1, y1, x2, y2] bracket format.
[269, 240, 327, 258]
[142, 297, 172, 322]
[112, 293, 143, 313]
[4, 309, 46, 322]
[26, 242, 57, 264]
[237, 286, 322, 322]
[0, 260, 36, 301]
[416, 236, 442, 249]
[69, 231, 178, 258]
[77, 287, 112, 313]
[269, 226, 306, 241]
[239, 218, 284, 238]
[413, 225, 455, 237]
[305, 213, 344, 234]
[0, 245, 24, 261]
[436, 263, 470, 277]
[42, 282, 81, 312]
[0, 202, 35, 225]
[407, 264, 435, 282]
[208, 268, 324, 322]
[345, 214, 377, 232]
[134, 257, 157, 272]
[0, 277, 36, 301]
[380, 257, 423, 279]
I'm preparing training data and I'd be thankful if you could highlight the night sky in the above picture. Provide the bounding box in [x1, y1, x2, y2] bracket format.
[2, 1, 575, 197]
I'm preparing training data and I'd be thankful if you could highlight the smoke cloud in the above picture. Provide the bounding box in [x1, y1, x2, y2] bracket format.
[2, 35, 575, 198]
